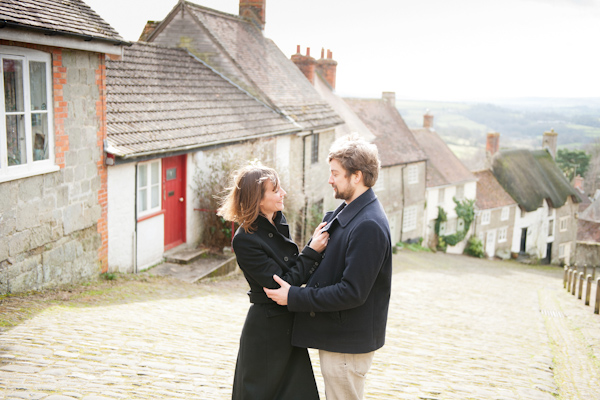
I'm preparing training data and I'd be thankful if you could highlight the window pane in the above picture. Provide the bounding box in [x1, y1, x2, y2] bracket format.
[32, 113, 48, 161]
[6, 114, 26, 165]
[29, 61, 47, 111]
[151, 186, 159, 208]
[139, 188, 147, 212]
[138, 164, 147, 188]
[151, 162, 159, 184]
[3, 59, 24, 113]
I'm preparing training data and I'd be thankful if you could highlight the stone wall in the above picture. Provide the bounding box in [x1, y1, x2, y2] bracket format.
[0, 46, 105, 294]
[575, 242, 600, 268]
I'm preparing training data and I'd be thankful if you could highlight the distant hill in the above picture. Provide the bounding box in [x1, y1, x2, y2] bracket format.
[396, 98, 600, 170]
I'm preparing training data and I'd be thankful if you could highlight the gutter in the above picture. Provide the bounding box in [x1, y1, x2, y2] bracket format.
[0, 20, 131, 47]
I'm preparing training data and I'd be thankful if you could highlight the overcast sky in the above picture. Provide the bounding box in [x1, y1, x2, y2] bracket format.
[84, 0, 600, 101]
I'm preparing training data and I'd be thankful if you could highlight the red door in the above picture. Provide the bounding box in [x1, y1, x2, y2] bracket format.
[163, 155, 186, 250]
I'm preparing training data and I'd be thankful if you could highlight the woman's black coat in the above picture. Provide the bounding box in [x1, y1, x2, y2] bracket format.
[231, 212, 322, 400]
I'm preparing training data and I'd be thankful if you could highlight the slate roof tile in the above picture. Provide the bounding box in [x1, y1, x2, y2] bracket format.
[0, 0, 124, 43]
[106, 42, 300, 158]
[344, 98, 427, 167]
[473, 169, 516, 210]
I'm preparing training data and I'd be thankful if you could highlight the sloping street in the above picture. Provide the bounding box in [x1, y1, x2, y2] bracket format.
[0, 251, 599, 399]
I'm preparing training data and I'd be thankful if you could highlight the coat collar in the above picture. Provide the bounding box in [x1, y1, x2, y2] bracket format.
[324, 188, 377, 231]
[256, 211, 291, 239]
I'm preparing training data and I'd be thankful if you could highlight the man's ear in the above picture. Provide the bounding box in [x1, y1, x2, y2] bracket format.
[354, 170, 363, 184]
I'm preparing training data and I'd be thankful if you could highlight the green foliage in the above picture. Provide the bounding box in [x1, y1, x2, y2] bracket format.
[464, 236, 484, 258]
[101, 272, 117, 281]
[556, 148, 590, 181]
[396, 239, 431, 253]
[434, 198, 475, 251]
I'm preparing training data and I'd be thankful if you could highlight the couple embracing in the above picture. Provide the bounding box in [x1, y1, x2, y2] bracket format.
[218, 134, 392, 400]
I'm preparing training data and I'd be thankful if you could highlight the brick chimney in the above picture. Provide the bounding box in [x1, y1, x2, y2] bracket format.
[574, 175, 584, 191]
[423, 110, 434, 128]
[316, 48, 337, 89]
[542, 129, 558, 159]
[239, 0, 266, 30]
[291, 46, 316, 84]
[382, 92, 396, 108]
[486, 132, 500, 156]
[138, 21, 160, 42]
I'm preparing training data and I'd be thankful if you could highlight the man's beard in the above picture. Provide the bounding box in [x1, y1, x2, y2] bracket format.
[333, 184, 354, 201]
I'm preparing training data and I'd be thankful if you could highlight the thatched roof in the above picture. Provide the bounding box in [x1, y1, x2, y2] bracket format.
[491, 149, 580, 212]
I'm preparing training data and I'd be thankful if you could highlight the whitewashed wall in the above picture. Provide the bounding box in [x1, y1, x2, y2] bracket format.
[107, 163, 136, 273]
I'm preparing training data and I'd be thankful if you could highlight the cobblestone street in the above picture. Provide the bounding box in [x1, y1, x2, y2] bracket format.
[1, 251, 599, 399]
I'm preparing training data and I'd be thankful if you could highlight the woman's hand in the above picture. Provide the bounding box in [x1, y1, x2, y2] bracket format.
[309, 222, 329, 253]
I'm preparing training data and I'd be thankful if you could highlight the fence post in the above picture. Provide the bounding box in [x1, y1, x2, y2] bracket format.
[578, 272, 584, 300]
[572, 271, 578, 295]
[568, 269, 573, 292]
[585, 275, 592, 306]
[595, 278, 600, 315]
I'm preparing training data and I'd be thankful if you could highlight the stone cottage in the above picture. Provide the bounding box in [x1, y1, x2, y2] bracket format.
[0, 0, 127, 293]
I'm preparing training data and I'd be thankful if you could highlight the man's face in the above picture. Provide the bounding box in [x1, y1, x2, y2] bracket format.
[328, 158, 357, 201]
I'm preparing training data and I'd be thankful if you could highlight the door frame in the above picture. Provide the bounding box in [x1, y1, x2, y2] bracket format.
[162, 154, 187, 251]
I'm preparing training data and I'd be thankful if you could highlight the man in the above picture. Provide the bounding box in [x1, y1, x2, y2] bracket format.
[265, 133, 392, 400]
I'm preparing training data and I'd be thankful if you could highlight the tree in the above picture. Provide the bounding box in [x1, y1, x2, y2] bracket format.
[556, 149, 590, 181]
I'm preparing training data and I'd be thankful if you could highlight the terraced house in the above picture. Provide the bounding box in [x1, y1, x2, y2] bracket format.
[0, 0, 127, 293]
[105, 0, 342, 272]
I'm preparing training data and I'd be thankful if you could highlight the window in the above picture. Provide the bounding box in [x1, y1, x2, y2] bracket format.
[311, 133, 319, 164]
[559, 216, 569, 232]
[501, 206, 509, 221]
[137, 160, 161, 216]
[548, 219, 554, 237]
[481, 210, 491, 225]
[498, 226, 507, 242]
[0, 46, 55, 182]
[438, 188, 445, 205]
[402, 205, 417, 232]
[407, 165, 418, 184]
[455, 184, 464, 200]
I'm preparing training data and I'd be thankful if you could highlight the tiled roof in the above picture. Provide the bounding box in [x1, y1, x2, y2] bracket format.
[491, 149, 581, 212]
[312, 75, 375, 142]
[577, 219, 600, 242]
[579, 196, 600, 223]
[473, 169, 516, 210]
[106, 42, 300, 158]
[181, 2, 343, 131]
[0, 0, 125, 43]
[344, 98, 427, 167]
[411, 127, 476, 188]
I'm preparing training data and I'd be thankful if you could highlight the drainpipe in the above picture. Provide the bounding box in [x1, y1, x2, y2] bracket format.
[301, 134, 308, 244]
[133, 163, 138, 274]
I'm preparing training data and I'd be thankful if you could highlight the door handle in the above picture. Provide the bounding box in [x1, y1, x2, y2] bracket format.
[179, 197, 184, 202]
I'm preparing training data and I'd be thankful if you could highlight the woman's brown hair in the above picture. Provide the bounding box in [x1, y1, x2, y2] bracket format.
[217, 163, 280, 233]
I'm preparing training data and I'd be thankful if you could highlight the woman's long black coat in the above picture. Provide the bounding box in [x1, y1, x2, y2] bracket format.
[231, 212, 322, 400]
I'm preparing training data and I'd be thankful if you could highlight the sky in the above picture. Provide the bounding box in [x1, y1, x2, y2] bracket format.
[83, 0, 600, 101]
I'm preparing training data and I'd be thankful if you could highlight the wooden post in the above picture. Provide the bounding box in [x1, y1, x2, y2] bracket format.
[564, 265, 569, 288]
[572, 271, 578, 295]
[585, 275, 592, 306]
[568, 269, 573, 292]
[595, 278, 600, 315]
[578, 272, 584, 300]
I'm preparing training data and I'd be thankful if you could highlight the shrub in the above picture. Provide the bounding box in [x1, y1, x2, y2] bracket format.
[464, 235, 484, 258]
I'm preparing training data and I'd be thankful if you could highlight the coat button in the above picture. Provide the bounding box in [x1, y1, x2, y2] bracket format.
[284, 256, 289, 261]
[268, 233, 273, 238]
[314, 262, 318, 266]
[310, 311, 315, 317]
[314, 283, 320, 288]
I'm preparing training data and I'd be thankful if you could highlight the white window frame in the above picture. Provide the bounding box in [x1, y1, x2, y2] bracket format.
[498, 226, 507, 242]
[501, 206, 509, 221]
[407, 164, 418, 184]
[402, 205, 417, 232]
[455, 184, 464, 200]
[0, 46, 57, 182]
[548, 218, 554, 238]
[481, 210, 491, 225]
[438, 188, 445, 205]
[137, 160, 161, 217]
[559, 216, 569, 232]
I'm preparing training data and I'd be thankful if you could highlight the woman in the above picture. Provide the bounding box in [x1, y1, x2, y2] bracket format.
[218, 163, 329, 400]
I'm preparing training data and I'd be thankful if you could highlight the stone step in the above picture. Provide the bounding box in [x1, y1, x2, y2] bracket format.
[164, 247, 208, 265]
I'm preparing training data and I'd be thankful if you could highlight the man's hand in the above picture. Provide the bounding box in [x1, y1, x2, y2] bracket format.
[264, 274, 290, 306]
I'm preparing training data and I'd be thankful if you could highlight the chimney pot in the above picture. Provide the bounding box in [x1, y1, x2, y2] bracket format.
[306, 47, 310, 57]
[315, 48, 337, 89]
[320, 48, 325, 59]
[291, 45, 317, 84]
[296, 45, 301, 54]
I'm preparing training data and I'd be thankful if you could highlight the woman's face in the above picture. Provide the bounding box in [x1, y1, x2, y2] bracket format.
[259, 180, 286, 216]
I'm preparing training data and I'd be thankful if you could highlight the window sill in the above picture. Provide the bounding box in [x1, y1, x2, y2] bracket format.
[137, 209, 165, 223]
[0, 165, 60, 183]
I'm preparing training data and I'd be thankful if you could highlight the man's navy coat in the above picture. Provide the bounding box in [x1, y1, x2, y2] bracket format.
[288, 188, 392, 354]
